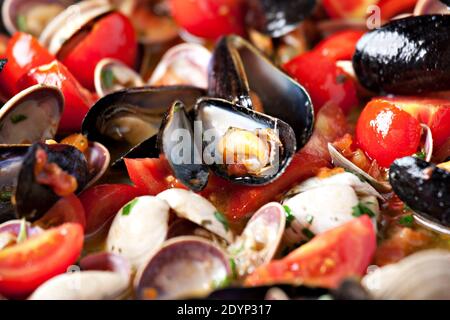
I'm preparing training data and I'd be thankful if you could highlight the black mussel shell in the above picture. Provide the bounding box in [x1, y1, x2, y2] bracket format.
[389, 157, 450, 227]
[195, 98, 296, 185]
[441, 0, 450, 6]
[245, 0, 317, 37]
[82, 86, 205, 165]
[0, 59, 6, 72]
[15, 142, 88, 221]
[353, 15, 450, 94]
[158, 101, 209, 191]
[209, 35, 314, 148]
[0, 145, 28, 223]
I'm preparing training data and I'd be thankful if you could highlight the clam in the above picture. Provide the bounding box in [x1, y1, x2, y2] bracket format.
[106, 196, 170, 270]
[195, 97, 296, 185]
[208, 35, 314, 148]
[245, 0, 317, 38]
[135, 236, 232, 300]
[2, 0, 72, 37]
[149, 43, 211, 88]
[353, 15, 450, 94]
[84, 141, 110, 189]
[0, 85, 64, 145]
[389, 156, 450, 233]
[157, 188, 234, 243]
[0, 219, 43, 249]
[228, 202, 286, 277]
[29, 253, 131, 300]
[362, 250, 450, 300]
[82, 86, 205, 165]
[94, 58, 144, 98]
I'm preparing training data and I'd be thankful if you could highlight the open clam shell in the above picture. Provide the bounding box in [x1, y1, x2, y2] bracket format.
[208, 35, 314, 148]
[228, 202, 286, 277]
[81, 86, 205, 165]
[157, 188, 234, 243]
[135, 236, 232, 300]
[84, 141, 110, 189]
[0, 85, 64, 145]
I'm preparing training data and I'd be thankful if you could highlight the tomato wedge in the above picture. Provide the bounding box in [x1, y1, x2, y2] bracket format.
[79, 184, 143, 236]
[35, 194, 86, 230]
[245, 216, 376, 288]
[0, 223, 83, 299]
[322, 0, 378, 18]
[378, 0, 417, 20]
[315, 30, 366, 62]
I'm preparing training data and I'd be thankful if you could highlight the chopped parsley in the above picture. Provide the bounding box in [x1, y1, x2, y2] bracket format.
[414, 151, 426, 160]
[352, 202, 376, 218]
[229, 258, 238, 279]
[101, 69, 115, 88]
[122, 198, 139, 216]
[306, 214, 314, 225]
[403, 203, 412, 212]
[0, 191, 12, 202]
[16, 15, 27, 32]
[212, 275, 232, 289]
[283, 205, 295, 227]
[398, 215, 414, 227]
[302, 227, 315, 240]
[17, 219, 27, 243]
[10, 114, 27, 124]
[214, 211, 229, 231]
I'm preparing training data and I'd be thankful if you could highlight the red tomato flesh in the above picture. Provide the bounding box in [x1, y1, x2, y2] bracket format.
[315, 30, 366, 62]
[36, 194, 86, 230]
[322, 0, 378, 18]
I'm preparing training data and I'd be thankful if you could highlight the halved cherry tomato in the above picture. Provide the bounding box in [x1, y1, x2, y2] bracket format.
[356, 99, 423, 167]
[35, 194, 86, 230]
[245, 215, 376, 288]
[376, 96, 450, 148]
[0, 32, 54, 98]
[322, 0, 378, 18]
[0, 223, 83, 299]
[169, 0, 246, 40]
[79, 184, 142, 236]
[378, 0, 417, 20]
[18, 60, 96, 133]
[315, 30, 366, 62]
[59, 12, 137, 90]
[284, 51, 359, 114]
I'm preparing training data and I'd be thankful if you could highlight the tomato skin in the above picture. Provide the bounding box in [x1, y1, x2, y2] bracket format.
[356, 99, 422, 167]
[79, 184, 142, 236]
[315, 30, 365, 62]
[0, 32, 54, 98]
[60, 12, 137, 90]
[0, 223, 83, 299]
[18, 60, 96, 133]
[169, 0, 246, 40]
[284, 51, 359, 114]
[36, 194, 86, 230]
[245, 216, 376, 288]
[378, 0, 417, 20]
[322, 0, 378, 18]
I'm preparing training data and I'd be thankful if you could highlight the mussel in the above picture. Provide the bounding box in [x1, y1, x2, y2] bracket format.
[208, 35, 314, 148]
[353, 15, 450, 94]
[389, 156, 450, 231]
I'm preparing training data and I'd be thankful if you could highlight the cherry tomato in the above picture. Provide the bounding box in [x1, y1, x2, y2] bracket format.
[356, 99, 422, 168]
[284, 51, 359, 114]
[59, 12, 137, 90]
[169, 0, 246, 40]
[322, 0, 378, 18]
[377, 96, 450, 148]
[245, 215, 376, 288]
[0, 223, 83, 299]
[315, 30, 366, 62]
[0, 32, 54, 98]
[378, 0, 417, 20]
[79, 184, 142, 236]
[35, 194, 86, 230]
[18, 60, 96, 133]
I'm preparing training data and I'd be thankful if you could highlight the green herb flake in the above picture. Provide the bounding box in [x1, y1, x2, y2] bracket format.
[403, 203, 412, 212]
[414, 151, 426, 160]
[229, 258, 238, 279]
[0, 191, 12, 202]
[10, 114, 27, 124]
[17, 218, 27, 243]
[352, 202, 376, 218]
[302, 227, 315, 240]
[398, 215, 414, 227]
[122, 198, 139, 216]
[306, 214, 314, 225]
[212, 275, 232, 290]
[16, 15, 27, 32]
[214, 211, 229, 231]
[101, 69, 115, 88]
[283, 205, 295, 227]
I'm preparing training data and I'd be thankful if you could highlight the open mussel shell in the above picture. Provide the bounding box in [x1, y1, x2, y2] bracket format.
[208, 35, 314, 148]
[363, 250, 450, 300]
[245, 0, 317, 37]
[228, 202, 286, 277]
[353, 15, 450, 94]
[2, 0, 72, 36]
[135, 236, 232, 300]
[15, 142, 88, 221]
[389, 156, 450, 231]
[0, 84, 64, 145]
[82, 85, 205, 165]
[158, 101, 209, 191]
